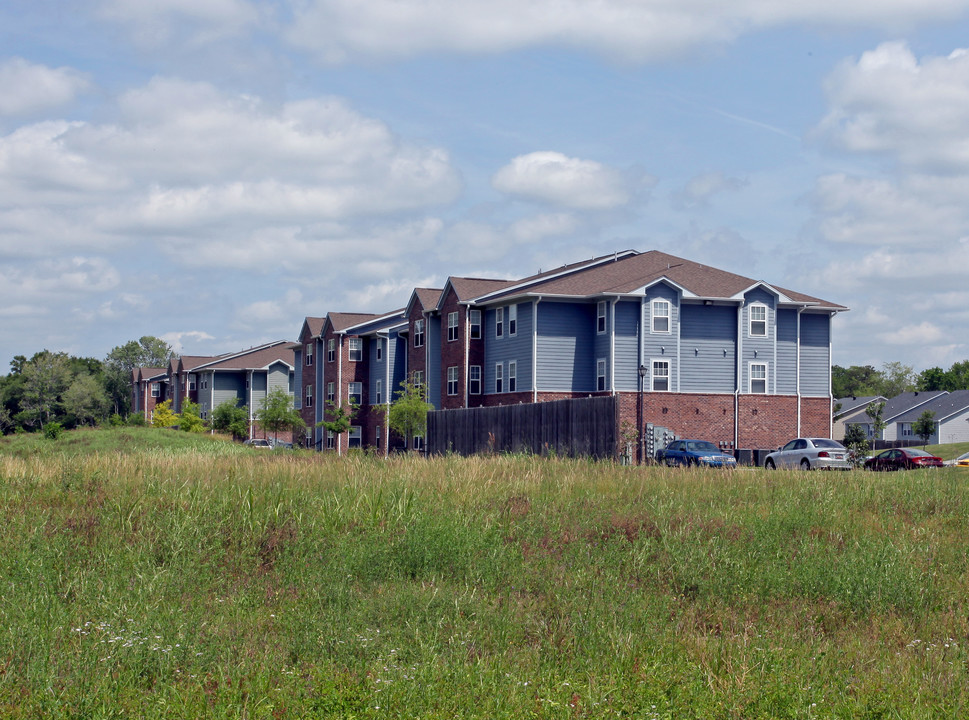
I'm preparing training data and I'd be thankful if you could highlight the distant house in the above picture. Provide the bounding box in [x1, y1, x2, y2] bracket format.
[842, 391, 946, 442]
[833, 395, 886, 440]
[293, 317, 325, 447]
[891, 390, 969, 445]
[131, 366, 168, 419]
[296, 249, 847, 458]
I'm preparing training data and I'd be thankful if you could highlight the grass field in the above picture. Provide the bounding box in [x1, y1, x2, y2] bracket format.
[1, 428, 968, 718]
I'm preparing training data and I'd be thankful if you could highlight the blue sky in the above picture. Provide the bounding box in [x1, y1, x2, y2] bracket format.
[3, 1, 969, 372]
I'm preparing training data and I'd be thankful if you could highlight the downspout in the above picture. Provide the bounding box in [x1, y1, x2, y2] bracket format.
[735, 302, 742, 451]
[675, 294, 681, 392]
[610, 299, 616, 394]
[464, 306, 470, 408]
[337, 335, 344, 456]
[532, 297, 540, 403]
[385, 335, 391, 459]
[796, 308, 803, 437]
[248, 370, 254, 439]
[828, 311, 835, 438]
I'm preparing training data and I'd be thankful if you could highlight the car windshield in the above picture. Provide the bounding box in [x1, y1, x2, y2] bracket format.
[958, 452, 969, 461]
[906, 449, 932, 457]
[687, 441, 719, 452]
[811, 439, 844, 449]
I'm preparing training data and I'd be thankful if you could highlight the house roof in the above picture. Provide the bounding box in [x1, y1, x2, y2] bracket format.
[477, 250, 846, 310]
[892, 390, 969, 424]
[409, 287, 443, 314]
[134, 367, 166, 382]
[198, 341, 297, 371]
[299, 316, 326, 341]
[834, 395, 886, 419]
[843, 391, 947, 424]
[325, 312, 384, 333]
[178, 355, 219, 372]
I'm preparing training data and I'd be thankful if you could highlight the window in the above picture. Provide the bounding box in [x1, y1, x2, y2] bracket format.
[305, 384, 313, 407]
[652, 299, 670, 333]
[470, 309, 482, 339]
[597, 359, 606, 392]
[413, 370, 423, 388]
[652, 360, 670, 391]
[326, 381, 335, 404]
[326, 431, 335, 450]
[348, 382, 362, 405]
[508, 361, 517, 392]
[495, 363, 503, 393]
[508, 304, 517, 336]
[496, 307, 504, 338]
[749, 304, 767, 337]
[348, 426, 361, 448]
[750, 362, 767, 394]
[375, 380, 382, 404]
[447, 366, 459, 396]
[597, 300, 607, 334]
[349, 338, 363, 362]
[376, 339, 383, 362]
[469, 365, 481, 395]
[375, 425, 381, 450]
[188, 375, 196, 391]
[305, 343, 313, 365]
[447, 312, 459, 342]
[413, 435, 424, 451]
[150, 382, 160, 398]
[414, 319, 425, 347]
[327, 338, 335, 362]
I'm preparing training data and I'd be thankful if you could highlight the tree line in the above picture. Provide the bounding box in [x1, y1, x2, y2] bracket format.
[833, 360, 969, 399]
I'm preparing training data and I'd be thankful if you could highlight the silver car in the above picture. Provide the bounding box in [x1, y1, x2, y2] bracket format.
[764, 438, 851, 471]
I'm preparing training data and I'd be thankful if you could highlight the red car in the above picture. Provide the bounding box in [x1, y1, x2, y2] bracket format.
[864, 448, 944, 471]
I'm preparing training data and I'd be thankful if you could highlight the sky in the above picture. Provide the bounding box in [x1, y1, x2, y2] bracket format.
[3, 1, 969, 374]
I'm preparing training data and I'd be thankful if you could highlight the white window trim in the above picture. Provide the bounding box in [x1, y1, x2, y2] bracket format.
[749, 361, 768, 394]
[495, 362, 503, 393]
[597, 300, 607, 334]
[469, 365, 481, 395]
[414, 370, 423, 388]
[749, 303, 768, 338]
[305, 343, 313, 365]
[414, 319, 425, 348]
[348, 382, 362, 405]
[305, 384, 313, 407]
[508, 304, 517, 337]
[470, 309, 482, 340]
[508, 360, 517, 392]
[651, 299, 671, 334]
[447, 311, 459, 342]
[375, 379, 382, 405]
[327, 338, 336, 362]
[349, 337, 363, 362]
[596, 358, 606, 392]
[376, 339, 383, 362]
[496, 307, 504, 338]
[446, 366, 459, 396]
[326, 381, 335, 404]
[651, 358, 670, 392]
[348, 426, 361, 448]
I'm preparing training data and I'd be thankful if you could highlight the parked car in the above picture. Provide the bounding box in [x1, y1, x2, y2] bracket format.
[864, 448, 943, 471]
[764, 438, 851, 470]
[243, 438, 273, 449]
[953, 451, 969, 467]
[656, 439, 737, 468]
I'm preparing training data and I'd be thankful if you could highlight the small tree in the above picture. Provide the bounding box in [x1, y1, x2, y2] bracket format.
[179, 400, 206, 433]
[912, 410, 936, 447]
[151, 400, 179, 428]
[257, 387, 304, 443]
[317, 402, 356, 451]
[865, 401, 887, 441]
[842, 424, 870, 467]
[388, 377, 432, 453]
[212, 399, 250, 440]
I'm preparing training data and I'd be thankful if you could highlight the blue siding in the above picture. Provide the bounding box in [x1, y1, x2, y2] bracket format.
[293, 348, 303, 408]
[678, 304, 737, 393]
[799, 313, 830, 397]
[389, 332, 407, 401]
[614, 300, 640, 391]
[536, 302, 596, 392]
[741, 288, 775, 393]
[776, 309, 798, 395]
[486, 301, 533, 393]
[427, 316, 441, 409]
[643, 284, 679, 392]
[369, 337, 386, 404]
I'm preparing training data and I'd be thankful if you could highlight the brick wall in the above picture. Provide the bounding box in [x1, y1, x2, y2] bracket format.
[439, 289, 466, 410]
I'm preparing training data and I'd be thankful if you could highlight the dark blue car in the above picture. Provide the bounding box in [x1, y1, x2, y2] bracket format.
[655, 439, 737, 468]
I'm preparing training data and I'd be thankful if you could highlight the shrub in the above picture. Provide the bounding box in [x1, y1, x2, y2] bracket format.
[43, 421, 63, 440]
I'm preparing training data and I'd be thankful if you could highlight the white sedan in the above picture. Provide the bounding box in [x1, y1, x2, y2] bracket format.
[764, 438, 851, 471]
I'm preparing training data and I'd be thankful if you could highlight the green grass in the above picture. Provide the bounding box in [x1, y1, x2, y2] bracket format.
[2, 428, 969, 717]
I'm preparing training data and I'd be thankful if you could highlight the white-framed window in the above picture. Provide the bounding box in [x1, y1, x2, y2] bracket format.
[188, 375, 196, 391]
[348, 426, 361, 448]
[495, 363, 503, 393]
[508, 360, 517, 392]
[348, 382, 362, 405]
[414, 319, 425, 348]
[447, 312, 459, 342]
[447, 366, 459, 396]
[902, 424, 912, 437]
[597, 359, 606, 392]
[597, 300, 607, 334]
[326, 381, 334, 404]
[305, 384, 313, 407]
[496, 307, 504, 338]
[200, 377, 208, 390]
[413, 435, 424, 451]
[375, 339, 383, 362]
[375, 425, 381, 450]
[326, 431, 335, 450]
[750, 362, 767, 394]
[652, 299, 670, 333]
[150, 382, 160, 398]
[349, 338, 363, 362]
[470, 309, 482, 339]
[305, 343, 313, 365]
[508, 304, 517, 336]
[749, 303, 768, 337]
[469, 365, 481, 395]
[652, 359, 670, 392]
[327, 338, 336, 362]
[413, 370, 423, 388]
[375, 379, 382, 404]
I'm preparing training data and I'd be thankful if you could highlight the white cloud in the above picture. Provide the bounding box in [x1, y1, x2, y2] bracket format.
[160, 330, 217, 355]
[673, 171, 748, 209]
[284, 0, 969, 64]
[492, 152, 631, 210]
[97, 0, 262, 47]
[0, 58, 91, 117]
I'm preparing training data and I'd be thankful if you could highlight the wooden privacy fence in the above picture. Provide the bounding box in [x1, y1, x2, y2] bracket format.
[426, 396, 618, 459]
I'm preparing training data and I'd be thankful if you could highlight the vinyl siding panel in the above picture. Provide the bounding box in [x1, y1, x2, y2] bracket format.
[293, 349, 303, 408]
[370, 338, 386, 404]
[678, 304, 737, 393]
[427, 316, 442, 409]
[643, 285, 679, 392]
[390, 333, 406, 401]
[742, 289, 775, 394]
[212, 372, 245, 410]
[776, 309, 798, 395]
[799, 313, 830, 397]
[536, 302, 596, 392]
[614, 300, 640, 391]
[267, 363, 290, 394]
[940, 409, 969, 444]
[249, 371, 268, 410]
[486, 301, 533, 393]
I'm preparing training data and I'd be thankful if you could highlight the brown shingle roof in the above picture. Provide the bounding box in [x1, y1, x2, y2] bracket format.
[326, 312, 383, 332]
[204, 342, 297, 370]
[301, 316, 326, 339]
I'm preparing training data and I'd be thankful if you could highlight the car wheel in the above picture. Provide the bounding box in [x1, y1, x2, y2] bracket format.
[765, 459, 776, 470]
[800, 459, 811, 471]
